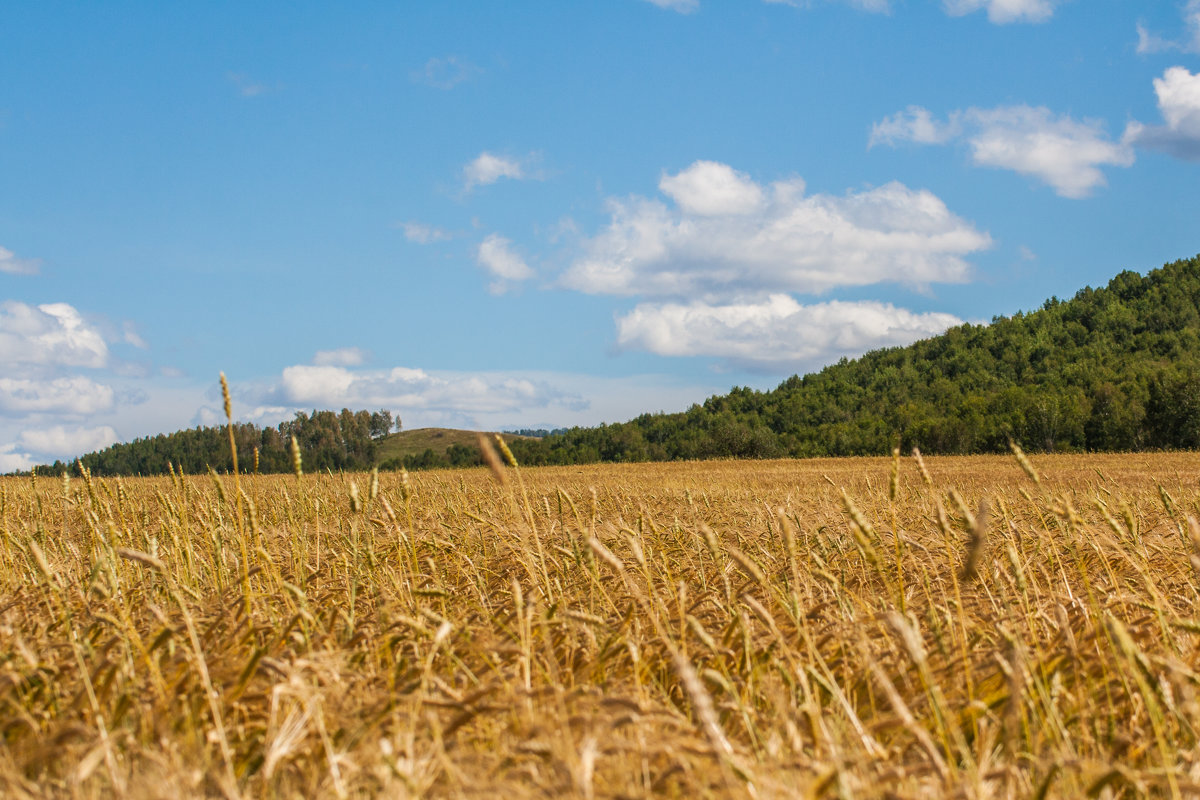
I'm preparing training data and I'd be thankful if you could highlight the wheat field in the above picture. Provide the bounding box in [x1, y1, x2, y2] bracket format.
[1, 448, 1199, 798]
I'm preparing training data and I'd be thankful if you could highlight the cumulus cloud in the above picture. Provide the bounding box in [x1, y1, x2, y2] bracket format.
[412, 56, 482, 89]
[313, 347, 368, 367]
[477, 234, 534, 293]
[18, 425, 118, 459]
[1124, 66, 1200, 161]
[0, 301, 109, 368]
[399, 221, 453, 244]
[0, 376, 116, 415]
[872, 105, 1134, 198]
[616, 295, 963, 370]
[942, 0, 1059, 24]
[0, 444, 34, 473]
[462, 152, 531, 191]
[1136, 1, 1200, 54]
[0, 246, 40, 275]
[658, 161, 766, 216]
[560, 160, 990, 298]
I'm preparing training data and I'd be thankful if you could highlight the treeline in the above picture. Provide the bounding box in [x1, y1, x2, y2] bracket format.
[34, 254, 1200, 476]
[38, 409, 398, 477]
[507, 254, 1200, 464]
[504, 428, 568, 438]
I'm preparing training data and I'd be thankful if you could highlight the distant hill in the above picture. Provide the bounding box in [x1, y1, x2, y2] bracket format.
[31, 420, 531, 477]
[375, 428, 529, 470]
[508, 253, 1200, 464]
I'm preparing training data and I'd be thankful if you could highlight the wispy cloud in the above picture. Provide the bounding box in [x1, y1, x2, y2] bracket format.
[477, 234, 534, 294]
[122, 321, 149, 350]
[226, 72, 273, 98]
[462, 152, 536, 191]
[0, 245, 40, 276]
[765, 0, 892, 13]
[1136, 1, 1200, 54]
[1124, 66, 1200, 161]
[767, 0, 1051, 20]
[942, 0, 1060, 24]
[642, 0, 699, 13]
[411, 56, 483, 90]
[872, 105, 1134, 197]
[870, 105, 961, 146]
[398, 221, 454, 244]
[312, 347, 369, 367]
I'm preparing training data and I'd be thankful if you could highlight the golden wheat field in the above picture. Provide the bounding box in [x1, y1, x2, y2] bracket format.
[2, 448, 1200, 799]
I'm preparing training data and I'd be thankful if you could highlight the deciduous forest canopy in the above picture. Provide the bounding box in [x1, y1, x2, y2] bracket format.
[34, 254, 1200, 476]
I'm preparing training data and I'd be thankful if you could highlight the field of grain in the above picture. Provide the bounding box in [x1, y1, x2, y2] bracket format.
[2, 448, 1199, 798]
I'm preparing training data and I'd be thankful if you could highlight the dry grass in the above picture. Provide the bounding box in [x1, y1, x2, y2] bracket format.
[2, 451, 1200, 798]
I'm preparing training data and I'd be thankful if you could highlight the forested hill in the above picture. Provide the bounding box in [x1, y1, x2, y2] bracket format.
[34, 409, 400, 477]
[27, 254, 1200, 476]
[507, 254, 1200, 465]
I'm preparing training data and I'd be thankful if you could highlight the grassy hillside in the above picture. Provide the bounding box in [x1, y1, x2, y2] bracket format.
[375, 427, 528, 463]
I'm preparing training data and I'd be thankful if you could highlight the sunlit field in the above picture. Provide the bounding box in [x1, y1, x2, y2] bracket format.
[2, 450, 1200, 798]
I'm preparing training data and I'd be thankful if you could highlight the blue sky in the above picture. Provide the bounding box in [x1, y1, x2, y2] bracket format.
[2, 0, 1199, 469]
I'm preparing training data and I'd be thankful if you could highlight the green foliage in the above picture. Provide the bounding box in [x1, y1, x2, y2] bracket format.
[38, 408, 396, 477]
[510, 254, 1200, 463]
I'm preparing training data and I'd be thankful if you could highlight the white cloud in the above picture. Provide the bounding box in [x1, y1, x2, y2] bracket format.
[412, 56, 482, 89]
[212, 363, 730, 431]
[265, 364, 588, 429]
[872, 105, 1134, 198]
[462, 152, 529, 191]
[617, 295, 963, 370]
[0, 444, 34, 473]
[477, 234, 534, 293]
[765, 0, 892, 12]
[0, 301, 109, 368]
[400, 221, 453, 244]
[658, 161, 765, 216]
[966, 107, 1133, 197]
[942, 0, 1059, 24]
[1136, 2, 1200, 54]
[1124, 66, 1200, 161]
[870, 106, 961, 146]
[561, 161, 990, 298]
[0, 246, 40, 275]
[643, 0, 699, 13]
[313, 347, 368, 367]
[122, 321, 148, 349]
[0, 376, 115, 415]
[279, 365, 358, 405]
[18, 425, 118, 460]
